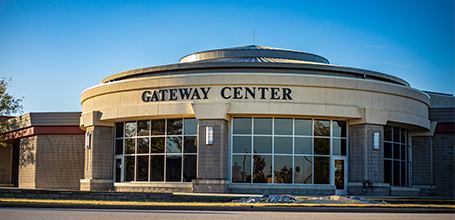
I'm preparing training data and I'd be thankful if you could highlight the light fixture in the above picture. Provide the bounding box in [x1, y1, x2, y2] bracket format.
[373, 132, 379, 150]
[85, 133, 91, 149]
[206, 127, 213, 145]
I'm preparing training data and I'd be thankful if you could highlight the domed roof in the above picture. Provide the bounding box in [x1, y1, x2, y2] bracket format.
[179, 45, 330, 64]
[100, 45, 409, 87]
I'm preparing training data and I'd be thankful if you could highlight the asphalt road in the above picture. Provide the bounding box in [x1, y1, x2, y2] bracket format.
[0, 208, 453, 220]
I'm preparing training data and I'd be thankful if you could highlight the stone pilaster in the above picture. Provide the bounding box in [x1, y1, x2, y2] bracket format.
[193, 119, 229, 193]
[80, 126, 114, 191]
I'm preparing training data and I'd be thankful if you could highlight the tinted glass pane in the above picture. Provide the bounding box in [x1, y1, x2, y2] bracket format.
[393, 144, 400, 159]
[184, 118, 198, 135]
[401, 145, 406, 160]
[274, 156, 292, 183]
[152, 119, 165, 135]
[151, 137, 165, 153]
[274, 137, 292, 154]
[384, 126, 392, 141]
[333, 139, 346, 156]
[254, 118, 272, 135]
[401, 162, 406, 187]
[314, 120, 330, 136]
[400, 128, 406, 144]
[274, 118, 293, 135]
[183, 155, 197, 182]
[137, 138, 149, 154]
[124, 156, 134, 181]
[233, 136, 251, 153]
[314, 157, 330, 184]
[115, 122, 124, 138]
[384, 160, 392, 184]
[295, 119, 312, 136]
[184, 136, 197, 153]
[167, 119, 183, 135]
[136, 156, 148, 181]
[125, 138, 135, 154]
[166, 155, 182, 182]
[314, 138, 330, 155]
[253, 136, 272, 153]
[384, 143, 392, 158]
[295, 137, 312, 154]
[125, 121, 136, 137]
[167, 136, 182, 153]
[233, 118, 252, 134]
[150, 155, 164, 181]
[137, 120, 150, 136]
[232, 155, 251, 183]
[393, 161, 400, 186]
[393, 127, 400, 142]
[333, 121, 347, 137]
[294, 156, 312, 184]
[115, 139, 123, 155]
[253, 155, 272, 183]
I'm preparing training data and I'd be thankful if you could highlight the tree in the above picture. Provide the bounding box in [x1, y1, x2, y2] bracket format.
[0, 77, 23, 117]
[0, 77, 23, 147]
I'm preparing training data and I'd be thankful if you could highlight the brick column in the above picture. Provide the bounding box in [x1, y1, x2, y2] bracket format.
[192, 119, 229, 193]
[411, 136, 433, 186]
[432, 133, 455, 197]
[348, 124, 389, 195]
[80, 126, 114, 191]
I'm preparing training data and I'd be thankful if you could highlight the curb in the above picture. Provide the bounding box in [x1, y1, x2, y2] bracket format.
[1, 202, 454, 213]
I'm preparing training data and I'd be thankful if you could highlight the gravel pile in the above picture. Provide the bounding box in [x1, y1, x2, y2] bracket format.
[231, 195, 302, 203]
[348, 196, 389, 204]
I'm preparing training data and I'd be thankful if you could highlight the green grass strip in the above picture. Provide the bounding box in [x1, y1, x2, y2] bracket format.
[0, 198, 454, 209]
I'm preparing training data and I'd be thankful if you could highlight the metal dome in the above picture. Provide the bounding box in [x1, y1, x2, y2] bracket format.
[179, 45, 330, 64]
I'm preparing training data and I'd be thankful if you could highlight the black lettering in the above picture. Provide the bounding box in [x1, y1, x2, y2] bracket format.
[233, 87, 243, 99]
[258, 87, 269, 99]
[142, 91, 151, 102]
[282, 88, 292, 100]
[200, 87, 211, 99]
[191, 88, 201, 100]
[179, 88, 193, 100]
[159, 90, 168, 101]
[151, 90, 160, 102]
[221, 87, 231, 99]
[270, 88, 280, 100]
[245, 87, 255, 99]
[169, 89, 178, 100]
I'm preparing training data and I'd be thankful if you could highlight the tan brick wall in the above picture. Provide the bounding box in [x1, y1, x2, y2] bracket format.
[35, 135, 85, 190]
[18, 136, 37, 189]
[0, 144, 13, 184]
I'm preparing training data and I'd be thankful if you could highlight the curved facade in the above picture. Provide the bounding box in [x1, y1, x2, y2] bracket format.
[80, 45, 435, 195]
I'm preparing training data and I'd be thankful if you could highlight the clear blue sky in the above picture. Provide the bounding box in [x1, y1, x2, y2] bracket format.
[1, 0, 454, 115]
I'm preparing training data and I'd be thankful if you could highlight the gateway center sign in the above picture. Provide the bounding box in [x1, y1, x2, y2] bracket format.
[142, 87, 293, 102]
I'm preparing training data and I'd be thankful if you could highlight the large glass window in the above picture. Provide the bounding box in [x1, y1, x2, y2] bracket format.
[231, 117, 347, 185]
[115, 118, 197, 182]
[383, 125, 409, 187]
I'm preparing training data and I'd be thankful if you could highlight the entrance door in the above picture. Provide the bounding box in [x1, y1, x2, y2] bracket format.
[115, 158, 122, 182]
[334, 159, 347, 195]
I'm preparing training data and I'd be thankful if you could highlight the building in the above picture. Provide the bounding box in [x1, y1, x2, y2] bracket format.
[1, 45, 454, 196]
